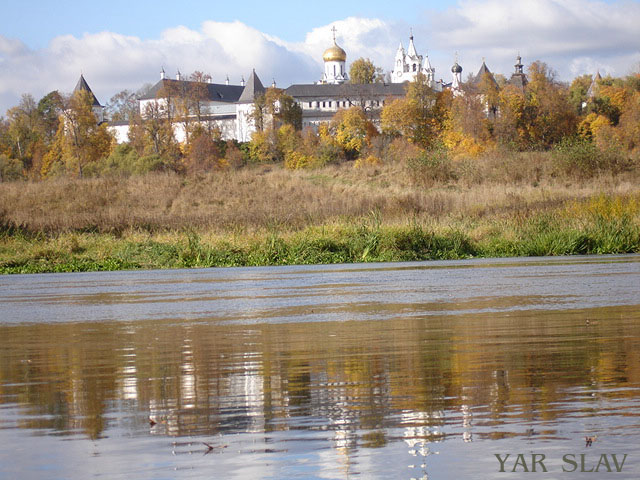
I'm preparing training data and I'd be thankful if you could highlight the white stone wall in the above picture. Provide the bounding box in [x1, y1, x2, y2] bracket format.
[235, 103, 257, 143]
[108, 124, 130, 143]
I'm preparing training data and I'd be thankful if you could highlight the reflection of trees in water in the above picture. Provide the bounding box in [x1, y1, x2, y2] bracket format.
[1, 306, 639, 445]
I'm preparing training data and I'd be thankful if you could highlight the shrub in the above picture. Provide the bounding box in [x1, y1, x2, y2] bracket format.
[224, 141, 246, 169]
[135, 154, 170, 174]
[0, 154, 24, 182]
[406, 145, 456, 186]
[284, 150, 313, 170]
[552, 136, 627, 177]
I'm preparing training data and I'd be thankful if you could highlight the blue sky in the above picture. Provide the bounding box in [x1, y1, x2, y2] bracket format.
[2, 0, 441, 48]
[1, 0, 639, 114]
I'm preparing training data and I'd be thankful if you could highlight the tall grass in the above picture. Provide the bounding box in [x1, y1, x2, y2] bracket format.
[1, 154, 638, 235]
[1, 151, 638, 273]
[1, 197, 638, 274]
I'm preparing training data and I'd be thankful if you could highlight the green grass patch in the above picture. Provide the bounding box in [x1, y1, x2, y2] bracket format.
[1, 195, 638, 274]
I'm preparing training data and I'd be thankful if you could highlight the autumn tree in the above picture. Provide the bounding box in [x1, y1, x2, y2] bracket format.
[380, 97, 418, 139]
[568, 74, 593, 114]
[349, 58, 383, 84]
[590, 76, 627, 126]
[441, 87, 492, 156]
[252, 88, 302, 132]
[106, 89, 138, 122]
[53, 89, 113, 177]
[183, 71, 214, 140]
[156, 79, 179, 123]
[381, 73, 440, 148]
[137, 101, 178, 159]
[329, 106, 377, 159]
[3, 93, 60, 177]
[524, 61, 577, 148]
[495, 62, 576, 149]
[494, 84, 527, 148]
[183, 127, 223, 173]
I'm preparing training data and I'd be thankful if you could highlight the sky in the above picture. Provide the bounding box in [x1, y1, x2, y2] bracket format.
[1, 0, 639, 114]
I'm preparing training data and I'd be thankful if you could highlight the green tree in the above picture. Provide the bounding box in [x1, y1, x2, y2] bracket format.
[0, 153, 23, 181]
[5, 94, 39, 162]
[568, 74, 593, 114]
[349, 58, 383, 84]
[37, 91, 63, 144]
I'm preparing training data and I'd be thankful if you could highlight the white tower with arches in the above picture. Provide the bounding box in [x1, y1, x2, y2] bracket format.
[391, 32, 438, 89]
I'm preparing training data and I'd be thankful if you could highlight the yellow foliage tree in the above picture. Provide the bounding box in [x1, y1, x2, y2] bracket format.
[578, 112, 611, 139]
[58, 90, 114, 177]
[380, 97, 417, 139]
[330, 107, 377, 158]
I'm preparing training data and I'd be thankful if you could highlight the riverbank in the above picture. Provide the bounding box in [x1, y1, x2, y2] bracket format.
[1, 158, 639, 274]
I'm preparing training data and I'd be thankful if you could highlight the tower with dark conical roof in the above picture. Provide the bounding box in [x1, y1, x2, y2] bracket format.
[238, 69, 266, 103]
[586, 71, 602, 99]
[473, 61, 498, 89]
[236, 69, 267, 142]
[73, 74, 104, 123]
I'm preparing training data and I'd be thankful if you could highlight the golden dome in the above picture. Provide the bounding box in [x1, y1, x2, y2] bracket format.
[323, 42, 347, 62]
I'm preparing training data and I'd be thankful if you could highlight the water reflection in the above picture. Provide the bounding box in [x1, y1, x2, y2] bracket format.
[1, 256, 640, 478]
[2, 307, 640, 441]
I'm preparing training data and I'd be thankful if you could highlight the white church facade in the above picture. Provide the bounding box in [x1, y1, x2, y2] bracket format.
[391, 33, 443, 92]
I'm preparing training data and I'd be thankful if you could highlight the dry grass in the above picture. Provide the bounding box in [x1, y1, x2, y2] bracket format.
[1, 153, 639, 236]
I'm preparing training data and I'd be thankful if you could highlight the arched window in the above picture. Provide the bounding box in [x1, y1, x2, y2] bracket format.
[413, 64, 417, 72]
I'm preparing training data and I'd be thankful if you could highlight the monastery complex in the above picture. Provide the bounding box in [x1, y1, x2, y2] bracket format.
[74, 31, 538, 144]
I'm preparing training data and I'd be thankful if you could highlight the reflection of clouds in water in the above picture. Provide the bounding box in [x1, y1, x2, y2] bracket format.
[227, 357, 265, 432]
[461, 404, 473, 443]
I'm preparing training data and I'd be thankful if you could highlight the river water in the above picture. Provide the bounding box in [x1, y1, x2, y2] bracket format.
[1, 255, 639, 479]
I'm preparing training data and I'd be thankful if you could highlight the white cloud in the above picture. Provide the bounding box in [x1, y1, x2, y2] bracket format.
[0, 17, 397, 115]
[428, 0, 640, 80]
[1, 2, 639, 115]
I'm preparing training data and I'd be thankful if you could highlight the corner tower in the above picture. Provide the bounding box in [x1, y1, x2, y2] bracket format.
[73, 74, 104, 123]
